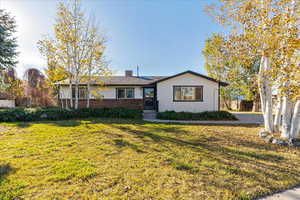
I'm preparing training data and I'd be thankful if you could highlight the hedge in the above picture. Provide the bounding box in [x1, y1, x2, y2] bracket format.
[156, 111, 237, 121]
[0, 107, 143, 122]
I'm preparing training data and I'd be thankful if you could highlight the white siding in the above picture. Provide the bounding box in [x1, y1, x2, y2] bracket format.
[59, 86, 143, 99]
[157, 73, 219, 112]
[60, 86, 71, 99]
[0, 100, 15, 108]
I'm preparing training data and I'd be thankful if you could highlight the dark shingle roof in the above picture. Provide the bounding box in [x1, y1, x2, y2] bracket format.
[57, 76, 168, 86]
[56, 71, 228, 86]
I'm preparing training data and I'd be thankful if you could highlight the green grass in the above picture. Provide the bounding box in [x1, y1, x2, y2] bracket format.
[1, 119, 300, 199]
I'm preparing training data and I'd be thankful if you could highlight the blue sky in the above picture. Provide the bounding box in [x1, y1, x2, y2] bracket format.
[1, 0, 225, 77]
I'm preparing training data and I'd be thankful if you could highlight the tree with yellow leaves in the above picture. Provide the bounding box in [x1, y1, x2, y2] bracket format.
[202, 34, 261, 111]
[1, 67, 24, 99]
[206, 0, 300, 138]
[38, 0, 109, 109]
[38, 38, 67, 97]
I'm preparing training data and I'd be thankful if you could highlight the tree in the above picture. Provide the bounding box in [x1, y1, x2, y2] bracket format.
[24, 68, 54, 107]
[0, 9, 18, 89]
[206, 0, 300, 137]
[202, 34, 260, 111]
[38, 0, 109, 109]
[38, 38, 67, 96]
[82, 23, 110, 108]
[2, 67, 24, 99]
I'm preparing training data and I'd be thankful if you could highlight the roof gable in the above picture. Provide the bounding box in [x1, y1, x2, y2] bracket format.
[154, 70, 228, 86]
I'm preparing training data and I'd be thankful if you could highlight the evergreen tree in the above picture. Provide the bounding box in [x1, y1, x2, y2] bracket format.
[0, 9, 18, 70]
[0, 9, 18, 90]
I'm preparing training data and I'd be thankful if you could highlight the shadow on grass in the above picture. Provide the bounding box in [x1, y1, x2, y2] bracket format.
[47, 118, 146, 127]
[112, 125, 284, 161]
[0, 164, 25, 199]
[113, 125, 193, 143]
[0, 164, 14, 182]
[5, 120, 81, 129]
[53, 121, 81, 127]
[14, 122, 31, 128]
[2, 118, 300, 199]
[5, 118, 261, 129]
[149, 126, 190, 136]
[2, 118, 143, 128]
[108, 123, 299, 192]
[113, 139, 146, 153]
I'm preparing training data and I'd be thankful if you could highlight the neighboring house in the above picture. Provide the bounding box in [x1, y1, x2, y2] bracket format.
[0, 92, 15, 108]
[57, 70, 228, 112]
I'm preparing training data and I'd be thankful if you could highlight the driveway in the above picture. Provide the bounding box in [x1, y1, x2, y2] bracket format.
[258, 187, 300, 200]
[231, 112, 264, 124]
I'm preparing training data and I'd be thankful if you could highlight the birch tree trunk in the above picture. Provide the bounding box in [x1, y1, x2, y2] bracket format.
[258, 55, 274, 133]
[274, 97, 283, 132]
[87, 82, 90, 108]
[75, 81, 79, 109]
[290, 101, 300, 139]
[280, 0, 297, 138]
[65, 99, 68, 109]
[87, 63, 91, 108]
[61, 99, 64, 109]
[281, 96, 294, 138]
[69, 80, 73, 109]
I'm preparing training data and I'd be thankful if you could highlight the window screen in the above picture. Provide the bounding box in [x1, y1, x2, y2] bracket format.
[174, 86, 203, 101]
[72, 86, 87, 99]
[116, 88, 135, 99]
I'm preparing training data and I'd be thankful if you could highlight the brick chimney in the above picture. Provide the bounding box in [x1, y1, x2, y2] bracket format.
[125, 70, 133, 77]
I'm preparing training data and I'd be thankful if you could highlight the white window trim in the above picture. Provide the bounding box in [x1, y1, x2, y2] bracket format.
[116, 88, 135, 99]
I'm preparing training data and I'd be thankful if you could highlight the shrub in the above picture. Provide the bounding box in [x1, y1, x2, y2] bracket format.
[0, 107, 142, 122]
[156, 111, 237, 121]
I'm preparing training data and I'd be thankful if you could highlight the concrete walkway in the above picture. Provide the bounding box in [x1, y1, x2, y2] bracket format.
[258, 187, 300, 200]
[144, 112, 264, 125]
[143, 110, 157, 120]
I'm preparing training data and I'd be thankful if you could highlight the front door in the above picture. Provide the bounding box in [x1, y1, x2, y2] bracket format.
[143, 88, 155, 110]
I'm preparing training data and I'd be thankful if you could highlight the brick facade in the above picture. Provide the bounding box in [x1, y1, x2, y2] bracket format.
[59, 99, 144, 110]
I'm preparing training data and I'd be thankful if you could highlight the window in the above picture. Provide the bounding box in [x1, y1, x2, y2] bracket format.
[72, 86, 88, 99]
[79, 87, 87, 99]
[144, 88, 154, 98]
[173, 86, 203, 101]
[116, 88, 134, 99]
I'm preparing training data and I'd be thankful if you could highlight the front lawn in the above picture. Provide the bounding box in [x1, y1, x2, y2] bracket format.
[1, 119, 300, 199]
